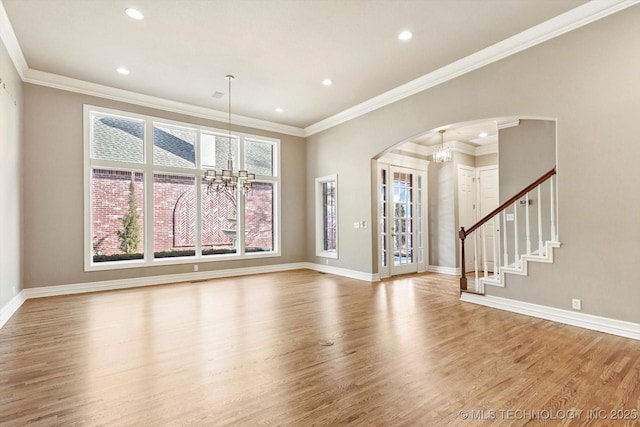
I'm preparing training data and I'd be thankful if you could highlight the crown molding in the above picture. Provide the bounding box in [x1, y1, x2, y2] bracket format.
[475, 144, 498, 156]
[0, 0, 28, 79]
[378, 152, 430, 170]
[22, 69, 305, 137]
[2, 0, 638, 138]
[303, 0, 640, 137]
[397, 142, 431, 157]
[400, 140, 497, 158]
[0, 2, 304, 138]
[497, 119, 521, 130]
[451, 141, 477, 156]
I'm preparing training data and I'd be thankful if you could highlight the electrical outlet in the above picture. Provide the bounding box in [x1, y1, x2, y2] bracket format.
[325, 259, 329, 265]
[194, 265, 199, 272]
[572, 298, 581, 310]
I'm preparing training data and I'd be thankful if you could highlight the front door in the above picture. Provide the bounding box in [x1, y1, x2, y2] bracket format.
[390, 166, 417, 275]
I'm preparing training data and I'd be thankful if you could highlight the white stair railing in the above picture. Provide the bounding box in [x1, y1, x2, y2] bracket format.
[459, 168, 557, 293]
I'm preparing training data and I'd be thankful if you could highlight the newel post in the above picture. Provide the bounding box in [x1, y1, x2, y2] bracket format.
[459, 227, 467, 292]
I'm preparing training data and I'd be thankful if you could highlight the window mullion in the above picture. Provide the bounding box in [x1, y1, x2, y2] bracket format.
[238, 136, 245, 256]
[144, 120, 154, 263]
[273, 181, 280, 253]
[237, 186, 245, 256]
[195, 131, 202, 257]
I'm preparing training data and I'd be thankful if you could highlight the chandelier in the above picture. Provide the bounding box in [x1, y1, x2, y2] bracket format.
[433, 129, 452, 163]
[204, 75, 255, 194]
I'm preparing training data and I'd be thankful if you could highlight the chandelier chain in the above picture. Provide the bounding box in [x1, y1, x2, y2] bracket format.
[204, 74, 254, 195]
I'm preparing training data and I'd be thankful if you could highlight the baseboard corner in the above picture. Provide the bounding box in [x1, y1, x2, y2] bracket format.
[0, 291, 27, 329]
[427, 265, 461, 276]
[304, 263, 379, 282]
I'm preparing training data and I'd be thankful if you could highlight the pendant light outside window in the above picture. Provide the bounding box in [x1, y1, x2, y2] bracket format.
[204, 75, 255, 194]
[433, 129, 452, 163]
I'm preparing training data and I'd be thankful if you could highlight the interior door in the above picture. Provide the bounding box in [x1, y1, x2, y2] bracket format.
[458, 166, 477, 272]
[390, 166, 417, 275]
[478, 167, 499, 272]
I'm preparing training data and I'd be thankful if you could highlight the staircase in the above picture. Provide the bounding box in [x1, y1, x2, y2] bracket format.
[459, 168, 559, 294]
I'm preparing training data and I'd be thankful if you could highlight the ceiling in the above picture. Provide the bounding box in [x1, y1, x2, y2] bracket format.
[410, 118, 505, 148]
[3, 0, 590, 131]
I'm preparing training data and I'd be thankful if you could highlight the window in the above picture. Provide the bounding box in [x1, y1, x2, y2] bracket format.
[91, 169, 145, 262]
[315, 175, 338, 258]
[153, 174, 196, 258]
[84, 106, 280, 271]
[245, 182, 274, 252]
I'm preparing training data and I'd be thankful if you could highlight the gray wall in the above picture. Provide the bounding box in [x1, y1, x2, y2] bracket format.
[475, 153, 498, 168]
[22, 84, 306, 288]
[499, 120, 555, 261]
[499, 120, 555, 200]
[428, 160, 455, 268]
[0, 37, 23, 307]
[306, 5, 640, 322]
[428, 150, 498, 269]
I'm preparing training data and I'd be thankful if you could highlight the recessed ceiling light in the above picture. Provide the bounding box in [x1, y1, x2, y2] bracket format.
[322, 79, 332, 86]
[116, 67, 130, 75]
[125, 8, 144, 20]
[479, 132, 489, 138]
[398, 31, 413, 41]
[275, 108, 283, 113]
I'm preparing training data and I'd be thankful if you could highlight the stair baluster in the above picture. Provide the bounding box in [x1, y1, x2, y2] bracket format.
[550, 176, 557, 241]
[482, 224, 488, 279]
[503, 211, 508, 267]
[537, 185, 543, 256]
[514, 203, 519, 268]
[458, 167, 557, 294]
[492, 217, 498, 279]
[525, 193, 531, 255]
[473, 233, 479, 291]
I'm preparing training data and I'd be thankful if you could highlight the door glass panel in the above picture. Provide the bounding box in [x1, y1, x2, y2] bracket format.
[417, 175, 423, 264]
[380, 169, 388, 267]
[393, 171, 414, 266]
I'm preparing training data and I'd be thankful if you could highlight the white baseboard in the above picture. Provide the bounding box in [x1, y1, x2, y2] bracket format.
[427, 265, 461, 275]
[23, 262, 308, 299]
[1, 262, 380, 328]
[304, 263, 380, 282]
[460, 293, 640, 341]
[0, 291, 27, 329]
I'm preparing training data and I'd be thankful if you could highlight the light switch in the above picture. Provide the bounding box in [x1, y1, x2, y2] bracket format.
[354, 222, 360, 229]
[506, 213, 515, 222]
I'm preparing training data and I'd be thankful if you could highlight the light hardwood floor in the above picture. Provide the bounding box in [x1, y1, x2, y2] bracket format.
[1, 270, 639, 426]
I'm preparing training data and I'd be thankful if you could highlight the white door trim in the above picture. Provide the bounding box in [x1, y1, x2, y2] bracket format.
[376, 160, 428, 278]
[458, 164, 477, 273]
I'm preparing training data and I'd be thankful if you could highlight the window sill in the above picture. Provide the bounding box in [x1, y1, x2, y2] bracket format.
[85, 251, 281, 272]
[316, 251, 338, 259]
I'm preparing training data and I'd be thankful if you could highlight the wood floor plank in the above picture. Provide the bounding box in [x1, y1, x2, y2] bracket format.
[1, 270, 639, 426]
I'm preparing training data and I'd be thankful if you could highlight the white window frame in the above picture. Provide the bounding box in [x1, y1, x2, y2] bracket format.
[83, 104, 280, 271]
[315, 174, 338, 259]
